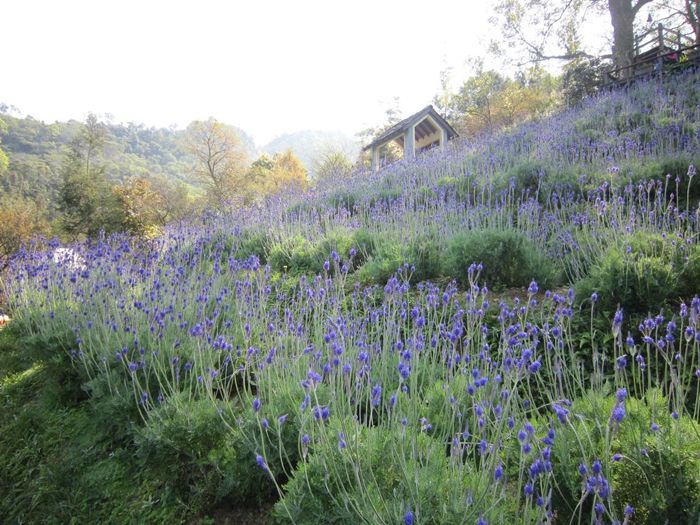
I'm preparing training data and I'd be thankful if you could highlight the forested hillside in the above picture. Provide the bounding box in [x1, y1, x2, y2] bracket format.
[0, 113, 257, 212]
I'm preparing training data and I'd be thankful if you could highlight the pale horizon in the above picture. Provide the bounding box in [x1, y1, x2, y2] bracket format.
[2, 0, 613, 146]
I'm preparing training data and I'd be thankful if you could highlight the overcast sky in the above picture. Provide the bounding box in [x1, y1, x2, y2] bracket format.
[2, 0, 609, 145]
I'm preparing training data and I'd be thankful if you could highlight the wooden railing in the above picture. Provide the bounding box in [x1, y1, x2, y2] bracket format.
[635, 23, 695, 57]
[603, 23, 699, 88]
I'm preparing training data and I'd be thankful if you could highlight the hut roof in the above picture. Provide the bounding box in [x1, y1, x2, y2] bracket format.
[362, 105, 458, 151]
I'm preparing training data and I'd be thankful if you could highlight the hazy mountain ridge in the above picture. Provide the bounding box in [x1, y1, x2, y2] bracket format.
[0, 112, 359, 209]
[262, 129, 359, 177]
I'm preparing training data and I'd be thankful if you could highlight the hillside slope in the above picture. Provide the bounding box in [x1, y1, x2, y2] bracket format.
[2, 72, 700, 525]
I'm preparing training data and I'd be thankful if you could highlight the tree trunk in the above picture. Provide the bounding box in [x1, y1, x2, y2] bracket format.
[609, 0, 636, 75]
[687, 0, 700, 44]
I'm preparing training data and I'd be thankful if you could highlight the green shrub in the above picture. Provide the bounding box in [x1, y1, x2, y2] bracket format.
[354, 233, 442, 285]
[436, 175, 472, 202]
[327, 190, 359, 211]
[575, 231, 700, 316]
[503, 161, 548, 197]
[444, 229, 559, 290]
[616, 156, 700, 207]
[406, 233, 442, 283]
[268, 236, 321, 275]
[315, 230, 355, 265]
[351, 228, 378, 267]
[355, 243, 402, 285]
[135, 398, 231, 507]
[273, 419, 519, 524]
[367, 186, 402, 208]
[235, 230, 272, 262]
[549, 390, 700, 524]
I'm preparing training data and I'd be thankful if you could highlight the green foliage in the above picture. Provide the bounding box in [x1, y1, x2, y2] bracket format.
[444, 229, 558, 289]
[616, 155, 700, 207]
[503, 160, 547, 196]
[354, 235, 404, 285]
[350, 228, 377, 267]
[273, 420, 519, 524]
[327, 189, 358, 211]
[268, 230, 359, 276]
[0, 329, 185, 524]
[353, 232, 442, 285]
[437, 175, 472, 202]
[405, 233, 443, 282]
[0, 195, 49, 267]
[135, 398, 237, 509]
[269, 236, 322, 275]
[575, 231, 700, 315]
[442, 63, 558, 137]
[235, 230, 273, 262]
[561, 57, 609, 106]
[313, 150, 354, 182]
[550, 390, 700, 524]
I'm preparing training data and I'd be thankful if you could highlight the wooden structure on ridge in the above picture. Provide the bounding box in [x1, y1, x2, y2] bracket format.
[605, 23, 700, 87]
[363, 105, 458, 171]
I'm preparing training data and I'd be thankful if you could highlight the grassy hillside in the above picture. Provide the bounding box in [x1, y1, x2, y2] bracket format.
[2, 73, 700, 524]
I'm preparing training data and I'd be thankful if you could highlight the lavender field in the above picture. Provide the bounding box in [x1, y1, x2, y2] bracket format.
[2, 73, 700, 524]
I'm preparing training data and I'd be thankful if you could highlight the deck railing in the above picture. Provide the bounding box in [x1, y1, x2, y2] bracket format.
[602, 23, 699, 88]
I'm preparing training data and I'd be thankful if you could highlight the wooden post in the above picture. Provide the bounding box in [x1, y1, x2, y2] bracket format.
[404, 125, 415, 160]
[440, 127, 449, 149]
[657, 23, 664, 78]
[371, 146, 380, 172]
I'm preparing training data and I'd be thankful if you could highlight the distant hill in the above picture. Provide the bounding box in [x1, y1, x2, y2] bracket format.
[0, 110, 363, 219]
[262, 130, 359, 178]
[0, 113, 257, 216]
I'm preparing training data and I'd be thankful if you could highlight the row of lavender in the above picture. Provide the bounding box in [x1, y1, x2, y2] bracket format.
[3, 75, 700, 523]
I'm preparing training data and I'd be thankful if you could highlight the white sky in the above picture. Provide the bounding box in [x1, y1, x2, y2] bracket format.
[1, 0, 612, 145]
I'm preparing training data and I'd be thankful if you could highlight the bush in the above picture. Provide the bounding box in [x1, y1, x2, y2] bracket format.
[549, 390, 700, 524]
[502, 161, 548, 197]
[134, 397, 276, 510]
[436, 175, 472, 202]
[575, 231, 700, 316]
[614, 156, 700, 208]
[354, 240, 402, 285]
[235, 230, 272, 262]
[351, 228, 378, 267]
[268, 236, 321, 275]
[327, 190, 359, 212]
[273, 419, 519, 524]
[354, 233, 442, 285]
[406, 233, 442, 283]
[444, 229, 559, 290]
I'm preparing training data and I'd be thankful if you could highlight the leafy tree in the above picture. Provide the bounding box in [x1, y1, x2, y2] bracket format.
[183, 118, 248, 208]
[113, 176, 167, 234]
[242, 154, 275, 203]
[650, 0, 700, 43]
[267, 149, 309, 193]
[0, 118, 8, 176]
[561, 57, 611, 105]
[313, 149, 354, 183]
[0, 195, 48, 268]
[442, 64, 558, 137]
[492, 0, 655, 72]
[356, 97, 404, 167]
[59, 114, 124, 237]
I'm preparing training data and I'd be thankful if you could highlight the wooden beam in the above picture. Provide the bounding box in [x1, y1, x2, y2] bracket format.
[404, 125, 415, 160]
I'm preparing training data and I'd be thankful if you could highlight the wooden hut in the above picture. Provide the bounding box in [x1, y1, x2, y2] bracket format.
[363, 105, 458, 171]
